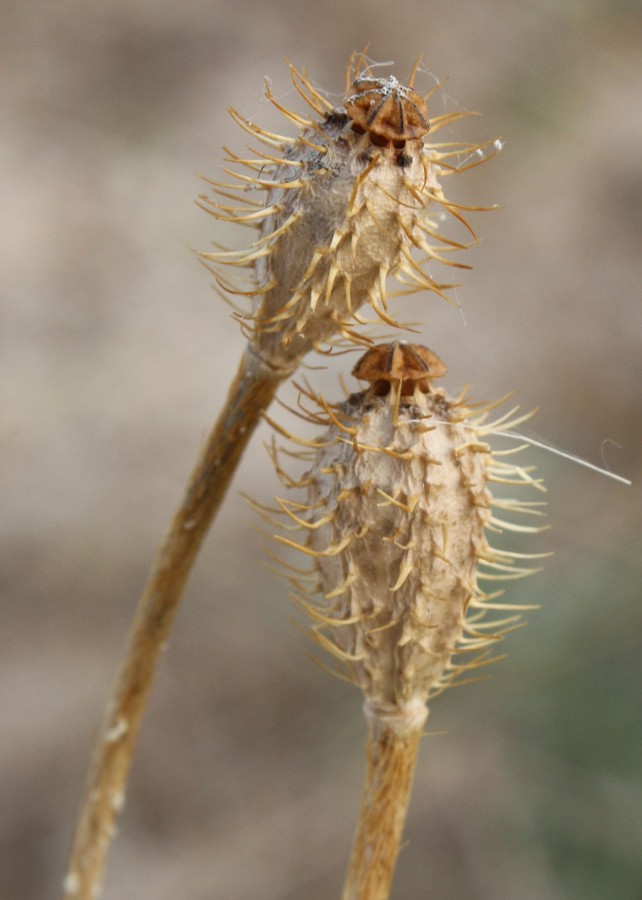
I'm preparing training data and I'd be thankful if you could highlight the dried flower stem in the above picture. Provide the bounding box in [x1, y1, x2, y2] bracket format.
[64, 347, 286, 899]
[343, 706, 427, 900]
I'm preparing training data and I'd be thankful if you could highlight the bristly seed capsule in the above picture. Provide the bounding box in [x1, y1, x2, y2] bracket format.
[268, 343, 547, 719]
[198, 54, 488, 374]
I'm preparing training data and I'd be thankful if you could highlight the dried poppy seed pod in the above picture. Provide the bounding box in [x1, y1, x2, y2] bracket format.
[271, 343, 547, 720]
[199, 56, 490, 373]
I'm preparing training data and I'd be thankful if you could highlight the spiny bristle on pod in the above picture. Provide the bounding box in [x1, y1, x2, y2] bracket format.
[263, 342, 548, 718]
[198, 55, 498, 373]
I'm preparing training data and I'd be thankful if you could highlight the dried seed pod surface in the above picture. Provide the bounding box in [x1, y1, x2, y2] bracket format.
[199, 58, 488, 373]
[310, 389, 490, 712]
[271, 345, 546, 717]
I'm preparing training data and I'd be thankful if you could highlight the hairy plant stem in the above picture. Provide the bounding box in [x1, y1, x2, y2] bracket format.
[64, 346, 289, 900]
[342, 705, 428, 900]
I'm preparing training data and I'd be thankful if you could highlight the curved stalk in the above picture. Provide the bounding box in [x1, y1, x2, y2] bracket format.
[63, 346, 287, 900]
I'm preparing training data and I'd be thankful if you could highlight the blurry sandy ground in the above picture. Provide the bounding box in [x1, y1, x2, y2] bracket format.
[1, 1, 641, 898]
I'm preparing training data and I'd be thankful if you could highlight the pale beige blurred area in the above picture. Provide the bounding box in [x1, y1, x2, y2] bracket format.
[2, 1, 641, 898]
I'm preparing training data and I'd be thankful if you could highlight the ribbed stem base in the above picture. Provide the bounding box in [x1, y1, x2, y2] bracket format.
[342, 705, 427, 900]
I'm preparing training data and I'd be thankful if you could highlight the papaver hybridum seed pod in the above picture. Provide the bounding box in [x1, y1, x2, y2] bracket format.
[269, 342, 548, 719]
[199, 57, 492, 373]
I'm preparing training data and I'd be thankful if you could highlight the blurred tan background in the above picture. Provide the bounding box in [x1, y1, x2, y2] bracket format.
[2, 1, 641, 898]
